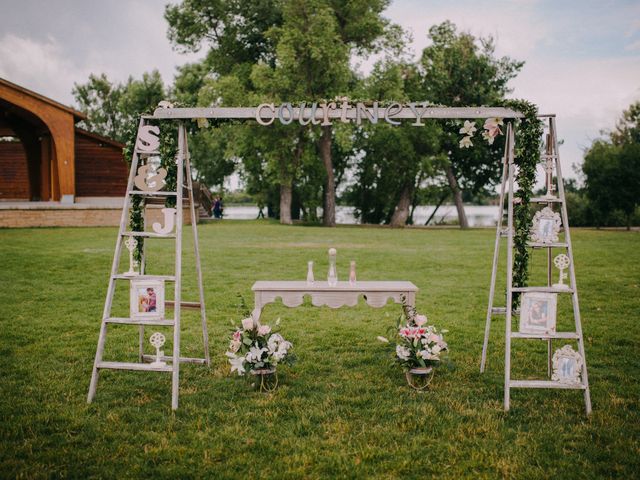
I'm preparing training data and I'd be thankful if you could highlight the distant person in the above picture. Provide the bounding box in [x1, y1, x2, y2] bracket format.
[213, 196, 223, 219]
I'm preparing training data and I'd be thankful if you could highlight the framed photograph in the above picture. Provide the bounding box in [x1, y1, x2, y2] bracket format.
[551, 345, 583, 384]
[530, 206, 562, 244]
[519, 292, 557, 334]
[130, 279, 164, 320]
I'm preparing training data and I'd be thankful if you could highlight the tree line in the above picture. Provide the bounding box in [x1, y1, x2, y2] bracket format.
[72, 0, 639, 228]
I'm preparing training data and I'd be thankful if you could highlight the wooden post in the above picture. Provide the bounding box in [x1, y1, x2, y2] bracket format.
[504, 124, 516, 411]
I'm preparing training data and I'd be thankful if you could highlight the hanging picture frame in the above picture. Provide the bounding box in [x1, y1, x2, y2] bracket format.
[519, 292, 557, 334]
[130, 279, 165, 320]
[530, 206, 562, 244]
[551, 345, 583, 385]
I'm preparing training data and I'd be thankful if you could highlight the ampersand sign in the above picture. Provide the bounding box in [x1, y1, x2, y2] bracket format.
[136, 125, 161, 152]
[134, 164, 167, 192]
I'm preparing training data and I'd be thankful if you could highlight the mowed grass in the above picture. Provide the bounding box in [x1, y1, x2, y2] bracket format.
[0, 221, 638, 479]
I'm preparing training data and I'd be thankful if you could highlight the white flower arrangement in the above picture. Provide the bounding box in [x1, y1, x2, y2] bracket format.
[379, 303, 448, 371]
[225, 317, 294, 376]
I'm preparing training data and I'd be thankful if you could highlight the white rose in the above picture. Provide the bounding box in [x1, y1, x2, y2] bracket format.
[241, 317, 255, 330]
[396, 345, 411, 361]
[415, 314, 427, 326]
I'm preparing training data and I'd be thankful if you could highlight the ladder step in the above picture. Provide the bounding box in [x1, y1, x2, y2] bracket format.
[134, 149, 160, 156]
[122, 231, 176, 238]
[530, 196, 562, 203]
[166, 300, 201, 310]
[113, 274, 176, 281]
[511, 332, 580, 340]
[105, 317, 175, 326]
[142, 354, 207, 365]
[527, 242, 568, 248]
[510, 380, 586, 390]
[128, 190, 177, 197]
[97, 361, 173, 372]
[499, 228, 512, 238]
[512, 286, 573, 293]
[540, 154, 558, 160]
[491, 307, 520, 315]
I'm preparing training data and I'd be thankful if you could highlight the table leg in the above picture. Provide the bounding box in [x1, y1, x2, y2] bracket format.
[252, 291, 262, 326]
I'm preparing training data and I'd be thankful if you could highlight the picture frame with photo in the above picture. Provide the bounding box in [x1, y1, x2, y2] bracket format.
[130, 279, 165, 320]
[519, 292, 557, 334]
[551, 345, 583, 385]
[530, 206, 562, 244]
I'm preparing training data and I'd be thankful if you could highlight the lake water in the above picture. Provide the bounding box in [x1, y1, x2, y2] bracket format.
[222, 205, 500, 227]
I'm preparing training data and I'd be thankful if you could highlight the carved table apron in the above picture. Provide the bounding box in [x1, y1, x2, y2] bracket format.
[251, 281, 418, 323]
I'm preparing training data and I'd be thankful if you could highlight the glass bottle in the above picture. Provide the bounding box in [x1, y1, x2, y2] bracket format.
[306, 261, 315, 284]
[349, 260, 356, 285]
[327, 248, 338, 286]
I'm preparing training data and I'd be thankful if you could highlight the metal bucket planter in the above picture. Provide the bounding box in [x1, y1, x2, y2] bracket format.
[250, 368, 279, 392]
[405, 367, 434, 391]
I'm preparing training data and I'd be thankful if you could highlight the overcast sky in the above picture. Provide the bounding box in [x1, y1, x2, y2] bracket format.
[1, 0, 639, 180]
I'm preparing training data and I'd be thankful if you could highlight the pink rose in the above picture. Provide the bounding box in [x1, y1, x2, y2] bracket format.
[258, 325, 271, 336]
[232, 330, 242, 341]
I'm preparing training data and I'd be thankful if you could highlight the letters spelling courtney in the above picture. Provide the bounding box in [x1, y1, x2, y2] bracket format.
[255, 102, 433, 127]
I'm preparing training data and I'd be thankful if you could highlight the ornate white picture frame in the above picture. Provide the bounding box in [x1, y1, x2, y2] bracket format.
[519, 292, 557, 334]
[552, 345, 583, 384]
[530, 206, 562, 244]
[130, 279, 165, 320]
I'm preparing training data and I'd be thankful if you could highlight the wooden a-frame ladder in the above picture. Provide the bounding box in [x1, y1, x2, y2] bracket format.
[87, 119, 209, 410]
[480, 116, 592, 415]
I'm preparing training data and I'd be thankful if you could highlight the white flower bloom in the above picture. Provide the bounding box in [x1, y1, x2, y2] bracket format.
[482, 130, 496, 145]
[417, 349, 429, 359]
[228, 355, 246, 375]
[247, 345, 267, 363]
[432, 344, 442, 354]
[241, 317, 255, 330]
[396, 345, 411, 361]
[459, 136, 473, 149]
[377, 336, 390, 343]
[267, 333, 284, 351]
[459, 120, 477, 136]
[258, 324, 271, 336]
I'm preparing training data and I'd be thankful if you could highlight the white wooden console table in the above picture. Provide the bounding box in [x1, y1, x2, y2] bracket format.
[251, 281, 418, 322]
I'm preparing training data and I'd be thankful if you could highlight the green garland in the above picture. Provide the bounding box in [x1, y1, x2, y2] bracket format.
[123, 117, 179, 262]
[502, 99, 544, 307]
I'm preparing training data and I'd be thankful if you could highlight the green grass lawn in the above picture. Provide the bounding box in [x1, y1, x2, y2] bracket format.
[1, 222, 639, 479]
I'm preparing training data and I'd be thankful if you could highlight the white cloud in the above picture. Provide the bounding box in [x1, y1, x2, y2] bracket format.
[0, 34, 89, 105]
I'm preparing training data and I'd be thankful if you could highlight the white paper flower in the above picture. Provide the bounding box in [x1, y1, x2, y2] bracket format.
[459, 136, 473, 149]
[396, 345, 411, 361]
[459, 120, 477, 136]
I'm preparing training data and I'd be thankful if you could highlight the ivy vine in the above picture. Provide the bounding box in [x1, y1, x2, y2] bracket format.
[502, 99, 544, 308]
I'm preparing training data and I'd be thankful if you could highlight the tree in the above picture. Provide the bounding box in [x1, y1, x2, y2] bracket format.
[418, 21, 523, 228]
[73, 71, 166, 143]
[165, 0, 392, 226]
[582, 102, 640, 229]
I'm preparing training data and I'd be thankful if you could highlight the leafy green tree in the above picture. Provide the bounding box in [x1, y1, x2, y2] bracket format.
[418, 21, 523, 228]
[582, 101, 640, 229]
[73, 71, 166, 143]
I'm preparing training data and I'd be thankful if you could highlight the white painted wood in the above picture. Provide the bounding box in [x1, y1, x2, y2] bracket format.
[510, 380, 586, 390]
[142, 354, 208, 365]
[152, 106, 525, 120]
[98, 361, 173, 373]
[251, 281, 418, 322]
[551, 116, 592, 414]
[184, 140, 210, 366]
[511, 332, 579, 340]
[105, 317, 175, 326]
[480, 126, 509, 373]
[504, 124, 515, 412]
[88, 117, 144, 404]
